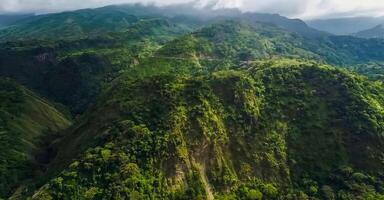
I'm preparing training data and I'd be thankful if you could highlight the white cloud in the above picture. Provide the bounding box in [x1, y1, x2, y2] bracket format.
[0, 0, 195, 14]
[0, 0, 384, 19]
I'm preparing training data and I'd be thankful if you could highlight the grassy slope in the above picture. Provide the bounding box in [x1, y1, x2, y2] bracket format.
[27, 61, 384, 199]
[0, 78, 71, 198]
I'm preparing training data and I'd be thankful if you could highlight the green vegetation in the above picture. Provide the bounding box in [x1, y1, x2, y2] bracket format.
[0, 14, 33, 28]
[164, 21, 384, 66]
[22, 61, 384, 199]
[0, 78, 71, 198]
[0, 9, 139, 41]
[354, 24, 384, 39]
[1, 4, 384, 199]
[2, 15, 384, 114]
[346, 62, 384, 81]
[0, 17, 191, 114]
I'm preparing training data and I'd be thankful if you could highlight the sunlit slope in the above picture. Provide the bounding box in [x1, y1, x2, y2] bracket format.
[30, 61, 384, 199]
[126, 20, 384, 81]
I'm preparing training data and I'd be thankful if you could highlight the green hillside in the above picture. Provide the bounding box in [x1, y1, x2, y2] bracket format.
[0, 4, 324, 42]
[0, 18, 191, 114]
[0, 9, 139, 41]
[27, 61, 384, 200]
[0, 14, 33, 28]
[0, 78, 71, 198]
[1, 4, 384, 200]
[125, 20, 384, 80]
[354, 24, 384, 39]
[1, 11, 384, 116]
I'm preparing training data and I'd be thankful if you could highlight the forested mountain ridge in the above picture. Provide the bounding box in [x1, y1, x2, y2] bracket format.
[27, 61, 384, 199]
[0, 4, 326, 42]
[2, 19, 384, 115]
[0, 17, 192, 114]
[0, 8, 140, 41]
[354, 24, 384, 39]
[125, 20, 384, 81]
[307, 17, 384, 35]
[1, 5, 384, 116]
[0, 78, 71, 198]
[0, 14, 34, 28]
[1, 3, 384, 200]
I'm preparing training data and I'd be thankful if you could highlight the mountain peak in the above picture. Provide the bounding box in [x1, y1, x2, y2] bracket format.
[354, 23, 384, 38]
[1, 3, 384, 199]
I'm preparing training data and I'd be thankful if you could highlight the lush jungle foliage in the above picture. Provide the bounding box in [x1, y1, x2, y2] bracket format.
[2, 17, 384, 115]
[26, 61, 384, 200]
[0, 4, 322, 42]
[346, 62, 384, 81]
[1, 3, 384, 200]
[0, 78, 71, 198]
[0, 9, 384, 115]
[0, 18, 190, 114]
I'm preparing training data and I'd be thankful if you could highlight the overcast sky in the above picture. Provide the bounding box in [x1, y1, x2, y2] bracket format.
[1, 0, 384, 19]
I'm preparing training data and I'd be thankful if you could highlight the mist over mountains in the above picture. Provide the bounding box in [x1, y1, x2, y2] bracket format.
[2, 1, 384, 38]
[2, 0, 384, 19]
[307, 17, 384, 35]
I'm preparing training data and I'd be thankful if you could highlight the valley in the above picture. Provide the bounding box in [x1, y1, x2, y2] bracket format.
[0, 3, 384, 200]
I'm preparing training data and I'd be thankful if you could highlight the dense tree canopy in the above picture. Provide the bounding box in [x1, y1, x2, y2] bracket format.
[1, 4, 384, 200]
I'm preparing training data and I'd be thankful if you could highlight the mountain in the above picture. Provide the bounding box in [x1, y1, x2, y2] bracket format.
[307, 17, 384, 35]
[241, 13, 329, 38]
[2, 4, 384, 199]
[353, 24, 384, 39]
[0, 14, 33, 28]
[0, 11, 328, 115]
[0, 17, 192, 114]
[0, 78, 71, 198]
[347, 62, 384, 81]
[25, 60, 384, 199]
[0, 9, 140, 41]
[137, 20, 322, 73]
[2, 18, 384, 115]
[130, 20, 384, 77]
[0, 4, 327, 42]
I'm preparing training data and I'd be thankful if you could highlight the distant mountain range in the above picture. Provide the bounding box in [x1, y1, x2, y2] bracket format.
[0, 4, 327, 42]
[306, 16, 384, 35]
[2, 4, 384, 199]
[353, 24, 384, 38]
